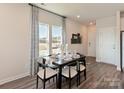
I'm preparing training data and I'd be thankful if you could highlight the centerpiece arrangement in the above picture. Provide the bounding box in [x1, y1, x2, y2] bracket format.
[60, 44, 80, 61]
[60, 44, 68, 56]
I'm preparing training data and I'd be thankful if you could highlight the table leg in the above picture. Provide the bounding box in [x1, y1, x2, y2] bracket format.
[83, 58, 86, 66]
[58, 66, 62, 89]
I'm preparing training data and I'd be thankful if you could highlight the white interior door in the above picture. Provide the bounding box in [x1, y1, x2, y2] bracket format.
[97, 27, 116, 65]
[88, 26, 96, 57]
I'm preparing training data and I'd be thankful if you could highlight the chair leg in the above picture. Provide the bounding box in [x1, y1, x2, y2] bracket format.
[77, 74, 79, 87]
[79, 73, 81, 85]
[56, 75, 57, 88]
[49, 80, 50, 83]
[53, 77, 54, 82]
[43, 81, 45, 89]
[84, 69, 86, 80]
[69, 79, 71, 89]
[36, 75, 39, 89]
[66, 78, 68, 82]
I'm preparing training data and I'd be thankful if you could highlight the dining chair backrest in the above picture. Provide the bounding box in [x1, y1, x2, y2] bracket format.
[37, 57, 46, 67]
[67, 61, 78, 78]
[36, 57, 47, 79]
[76, 53, 86, 66]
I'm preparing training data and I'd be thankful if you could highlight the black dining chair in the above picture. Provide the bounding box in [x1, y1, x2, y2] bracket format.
[75, 54, 86, 85]
[36, 57, 58, 89]
[47, 54, 59, 83]
[61, 61, 79, 88]
[68, 62, 86, 85]
[65, 53, 86, 85]
[73, 61, 86, 85]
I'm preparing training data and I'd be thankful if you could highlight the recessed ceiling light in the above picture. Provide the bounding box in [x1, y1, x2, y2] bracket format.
[77, 15, 80, 18]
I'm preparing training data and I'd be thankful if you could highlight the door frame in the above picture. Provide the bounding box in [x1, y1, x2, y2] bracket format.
[120, 31, 124, 72]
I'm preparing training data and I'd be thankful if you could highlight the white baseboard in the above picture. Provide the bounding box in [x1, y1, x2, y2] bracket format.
[0, 72, 30, 85]
[117, 66, 121, 71]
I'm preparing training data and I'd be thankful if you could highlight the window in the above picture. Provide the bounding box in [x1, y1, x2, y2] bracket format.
[39, 23, 49, 56]
[39, 23, 63, 56]
[52, 25, 62, 54]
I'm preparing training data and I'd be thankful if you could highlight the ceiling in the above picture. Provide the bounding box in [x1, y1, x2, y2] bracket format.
[35, 3, 124, 24]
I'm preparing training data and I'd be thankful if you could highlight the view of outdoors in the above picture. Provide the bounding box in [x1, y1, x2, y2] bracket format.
[52, 25, 62, 54]
[39, 23, 62, 56]
[39, 23, 49, 56]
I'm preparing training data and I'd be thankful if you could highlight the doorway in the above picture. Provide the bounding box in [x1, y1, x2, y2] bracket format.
[96, 27, 116, 65]
[88, 25, 96, 57]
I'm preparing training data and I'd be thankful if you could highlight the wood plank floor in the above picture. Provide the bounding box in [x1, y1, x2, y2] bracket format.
[0, 57, 124, 89]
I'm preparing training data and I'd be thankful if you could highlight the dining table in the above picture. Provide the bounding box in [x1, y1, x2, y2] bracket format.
[43, 53, 86, 89]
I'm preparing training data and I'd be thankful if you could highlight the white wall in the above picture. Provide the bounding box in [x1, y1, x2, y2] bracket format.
[121, 18, 124, 31]
[0, 4, 31, 85]
[96, 16, 116, 28]
[120, 13, 124, 31]
[66, 19, 87, 55]
[96, 16, 116, 65]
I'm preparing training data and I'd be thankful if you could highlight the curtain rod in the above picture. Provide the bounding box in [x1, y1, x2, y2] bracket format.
[29, 3, 66, 18]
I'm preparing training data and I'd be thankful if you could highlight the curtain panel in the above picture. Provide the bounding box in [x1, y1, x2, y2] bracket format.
[30, 6, 39, 76]
[62, 18, 67, 46]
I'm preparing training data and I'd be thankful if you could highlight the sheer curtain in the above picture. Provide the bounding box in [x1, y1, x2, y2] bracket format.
[30, 6, 39, 76]
[62, 17, 67, 46]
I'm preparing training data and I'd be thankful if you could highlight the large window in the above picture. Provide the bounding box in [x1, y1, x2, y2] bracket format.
[39, 23, 63, 56]
[39, 23, 49, 56]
